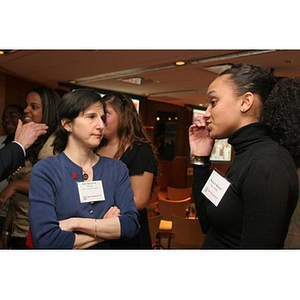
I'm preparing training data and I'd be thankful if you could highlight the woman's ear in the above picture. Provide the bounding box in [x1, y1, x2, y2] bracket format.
[61, 118, 72, 132]
[240, 92, 254, 113]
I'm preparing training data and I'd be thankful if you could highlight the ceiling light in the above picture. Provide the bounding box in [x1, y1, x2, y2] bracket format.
[175, 61, 186, 66]
[0, 50, 17, 55]
[121, 77, 142, 85]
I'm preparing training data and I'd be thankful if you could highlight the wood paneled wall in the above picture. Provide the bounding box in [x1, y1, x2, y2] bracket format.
[0, 71, 231, 188]
[0, 72, 40, 135]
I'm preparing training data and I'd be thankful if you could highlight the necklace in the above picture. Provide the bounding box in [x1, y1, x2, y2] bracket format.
[82, 167, 91, 180]
[82, 159, 96, 180]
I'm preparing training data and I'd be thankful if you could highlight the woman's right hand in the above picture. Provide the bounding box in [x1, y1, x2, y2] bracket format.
[189, 120, 215, 156]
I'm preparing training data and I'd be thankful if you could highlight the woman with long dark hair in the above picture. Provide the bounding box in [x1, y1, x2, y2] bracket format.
[0, 87, 60, 249]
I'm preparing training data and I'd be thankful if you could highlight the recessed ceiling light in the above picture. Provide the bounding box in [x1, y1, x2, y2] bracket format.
[175, 61, 186, 66]
[0, 50, 17, 55]
[121, 77, 142, 85]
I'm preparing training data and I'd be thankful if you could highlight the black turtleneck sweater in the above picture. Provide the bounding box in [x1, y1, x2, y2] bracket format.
[193, 123, 299, 249]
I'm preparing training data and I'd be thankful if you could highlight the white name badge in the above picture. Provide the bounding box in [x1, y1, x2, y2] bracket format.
[201, 170, 230, 206]
[77, 180, 105, 203]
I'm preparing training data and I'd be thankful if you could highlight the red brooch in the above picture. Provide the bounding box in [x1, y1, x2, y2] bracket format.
[72, 173, 77, 179]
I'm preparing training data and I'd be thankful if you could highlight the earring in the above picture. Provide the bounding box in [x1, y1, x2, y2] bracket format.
[240, 108, 245, 112]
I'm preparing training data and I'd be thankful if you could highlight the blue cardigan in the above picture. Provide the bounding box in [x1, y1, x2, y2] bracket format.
[28, 152, 140, 249]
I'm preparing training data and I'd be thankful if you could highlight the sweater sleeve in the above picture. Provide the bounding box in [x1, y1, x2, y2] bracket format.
[192, 163, 212, 233]
[28, 160, 76, 249]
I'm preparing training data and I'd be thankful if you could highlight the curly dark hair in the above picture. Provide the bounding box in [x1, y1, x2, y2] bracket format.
[263, 77, 300, 168]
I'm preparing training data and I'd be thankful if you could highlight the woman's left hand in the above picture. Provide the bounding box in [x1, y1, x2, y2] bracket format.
[103, 206, 121, 219]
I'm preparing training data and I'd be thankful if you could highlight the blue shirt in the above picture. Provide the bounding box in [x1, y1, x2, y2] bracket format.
[28, 152, 140, 249]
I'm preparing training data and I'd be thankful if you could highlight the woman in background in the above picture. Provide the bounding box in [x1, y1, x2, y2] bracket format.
[0, 87, 60, 249]
[0, 104, 24, 241]
[262, 77, 300, 248]
[97, 92, 159, 249]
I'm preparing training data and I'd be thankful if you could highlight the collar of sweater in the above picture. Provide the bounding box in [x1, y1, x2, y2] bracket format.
[228, 122, 269, 153]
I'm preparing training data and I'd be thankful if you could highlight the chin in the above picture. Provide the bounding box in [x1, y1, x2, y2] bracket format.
[208, 131, 217, 139]
[210, 132, 225, 140]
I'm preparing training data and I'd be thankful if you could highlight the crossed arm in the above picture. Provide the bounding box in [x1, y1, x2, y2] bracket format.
[59, 206, 121, 249]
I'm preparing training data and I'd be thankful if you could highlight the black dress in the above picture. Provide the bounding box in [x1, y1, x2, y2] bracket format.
[111, 141, 157, 249]
[193, 123, 299, 249]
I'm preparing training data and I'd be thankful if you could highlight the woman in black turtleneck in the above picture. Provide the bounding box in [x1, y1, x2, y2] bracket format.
[189, 64, 299, 249]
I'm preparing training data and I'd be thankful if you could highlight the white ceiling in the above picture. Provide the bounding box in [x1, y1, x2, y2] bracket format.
[1, 49, 300, 107]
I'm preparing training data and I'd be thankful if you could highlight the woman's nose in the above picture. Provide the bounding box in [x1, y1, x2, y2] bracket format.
[203, 106, 211, 119]
[97, 116, 105, 128]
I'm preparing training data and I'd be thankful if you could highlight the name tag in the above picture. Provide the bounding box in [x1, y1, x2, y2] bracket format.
[201, 170, 230, 206]
[77, 180, 105, 203]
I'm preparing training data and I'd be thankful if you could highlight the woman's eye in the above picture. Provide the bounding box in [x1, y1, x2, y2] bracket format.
[210, 99, 217, 106]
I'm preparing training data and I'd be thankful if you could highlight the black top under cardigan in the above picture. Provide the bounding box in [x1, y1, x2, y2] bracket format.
[193, 123, 299, 249]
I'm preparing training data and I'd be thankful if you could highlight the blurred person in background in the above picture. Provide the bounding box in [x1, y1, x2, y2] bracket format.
[0, 87, 60, 249]
[262, 77, 300, 248]
[0, 104, 24, 241]
[97, 93, 159, 249]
